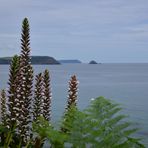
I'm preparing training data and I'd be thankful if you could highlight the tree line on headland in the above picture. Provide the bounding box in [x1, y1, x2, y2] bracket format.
[0, 18, 145, 147]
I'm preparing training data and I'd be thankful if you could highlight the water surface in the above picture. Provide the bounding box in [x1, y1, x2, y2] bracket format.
[0, 63, 148, 145]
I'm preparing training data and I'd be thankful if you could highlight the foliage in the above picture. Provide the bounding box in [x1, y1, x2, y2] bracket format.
[65, 96, 145, 148]
[32, 97, 145, 148]
[33, 116, 67, 148]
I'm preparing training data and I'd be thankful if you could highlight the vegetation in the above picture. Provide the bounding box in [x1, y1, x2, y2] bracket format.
[0, 18, 145, 147]
[33, 97, 145, 148]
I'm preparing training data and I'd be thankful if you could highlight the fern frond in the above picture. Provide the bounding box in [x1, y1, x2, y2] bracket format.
[66, 96, 145, 147]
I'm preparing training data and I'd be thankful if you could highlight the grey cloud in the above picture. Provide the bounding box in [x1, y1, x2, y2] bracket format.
[0, 0, 148, 62]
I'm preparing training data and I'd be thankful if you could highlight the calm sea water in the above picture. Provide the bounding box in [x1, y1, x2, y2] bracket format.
[0, 63, 148, 145]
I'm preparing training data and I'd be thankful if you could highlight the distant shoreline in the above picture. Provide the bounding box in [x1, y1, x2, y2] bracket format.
[0, 56, 60, 65]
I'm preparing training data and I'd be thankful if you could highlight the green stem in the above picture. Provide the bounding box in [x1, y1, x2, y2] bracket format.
[4, 131, 12, 148]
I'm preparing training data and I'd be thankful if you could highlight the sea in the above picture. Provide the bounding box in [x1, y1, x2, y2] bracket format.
[0, 63, 148, 146]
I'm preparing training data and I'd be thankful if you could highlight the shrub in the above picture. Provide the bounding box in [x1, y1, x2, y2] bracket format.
[33, 97, 145, 148]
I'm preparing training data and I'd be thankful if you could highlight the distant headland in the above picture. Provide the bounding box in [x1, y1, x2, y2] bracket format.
[58, 59, 82, 64]
[0, 56, 60, 65]
[0, 56, 100, 65]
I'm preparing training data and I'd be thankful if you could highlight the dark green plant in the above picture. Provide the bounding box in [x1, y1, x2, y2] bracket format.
[33, 116, 52, 147]
[43, 69, 52, 121]
[62, 105, 79, 135]
[33, 116, 67, 148]
[33, 73, 43, 121]
[7, 55, 20, 128]
[66, 97, 145, 148]
[64, 107, 87, 148]
[17, 17, 34, 143]
[33, 97, 145, 147]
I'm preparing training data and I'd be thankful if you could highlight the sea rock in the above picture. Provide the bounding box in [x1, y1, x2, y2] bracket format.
[89, 60, 98, 64]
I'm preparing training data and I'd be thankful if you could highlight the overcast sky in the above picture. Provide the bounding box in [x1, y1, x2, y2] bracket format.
[0, 0, 148, 63]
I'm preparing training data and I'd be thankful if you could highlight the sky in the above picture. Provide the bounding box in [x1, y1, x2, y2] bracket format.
[0, 0, 148, 63]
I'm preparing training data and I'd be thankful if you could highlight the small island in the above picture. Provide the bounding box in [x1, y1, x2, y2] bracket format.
[89, 60, 98, 64]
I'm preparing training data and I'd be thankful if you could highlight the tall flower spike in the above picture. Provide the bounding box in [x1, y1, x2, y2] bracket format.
[7, 55, 20, 128]
[0, 89, 7, 126]
[66, 75, 78, 111]
[17, 18, 33, 143]
[33, 73, 43, 121]
[43, 69, 52, 121]
[61, 75, 78, 133]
